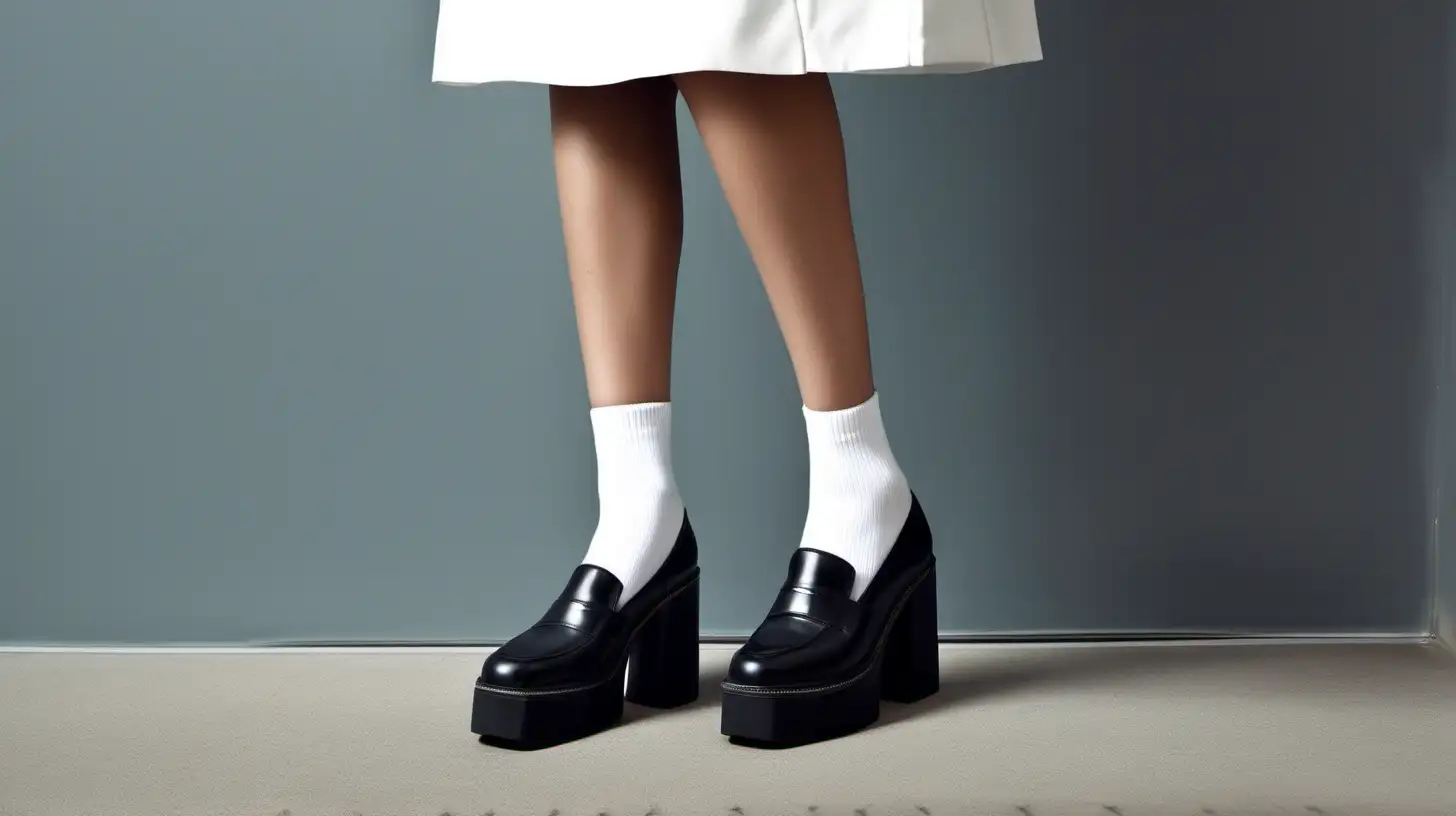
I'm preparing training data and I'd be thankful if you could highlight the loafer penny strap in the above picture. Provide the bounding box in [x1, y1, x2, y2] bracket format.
[537, 564, 621, 633]
[768, 585, 861, 632]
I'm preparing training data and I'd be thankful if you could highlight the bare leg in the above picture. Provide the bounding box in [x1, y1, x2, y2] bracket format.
[552, 78, 684, 407]
[551, 78, 687, 605]
[673, 71, 873, 412]
[675, 71, 910, 599]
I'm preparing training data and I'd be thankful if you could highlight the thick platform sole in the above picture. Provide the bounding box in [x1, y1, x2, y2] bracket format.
[472, 576, 699, 749]
[720, 567, 938, 746]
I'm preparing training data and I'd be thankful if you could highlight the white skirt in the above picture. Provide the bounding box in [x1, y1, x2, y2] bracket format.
[433, 1, 1043, 87]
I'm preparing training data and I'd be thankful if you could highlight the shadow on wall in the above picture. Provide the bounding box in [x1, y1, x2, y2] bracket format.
[1435, 1, 1456, 647]
[838, 0, 1456, 633]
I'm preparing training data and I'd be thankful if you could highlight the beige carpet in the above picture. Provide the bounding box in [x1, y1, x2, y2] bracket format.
[2, 642, 1453, 816]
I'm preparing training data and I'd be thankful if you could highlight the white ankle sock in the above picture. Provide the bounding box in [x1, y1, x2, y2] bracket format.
[580, 402, 685, 606]
[797, 392, 913, 600]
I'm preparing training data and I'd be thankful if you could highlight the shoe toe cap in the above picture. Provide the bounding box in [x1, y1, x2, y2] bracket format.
[726, 651, 772, 685]
[479, 624, 591, 690]
[480, 653, 530, 688]
[727, 619, 841, 687]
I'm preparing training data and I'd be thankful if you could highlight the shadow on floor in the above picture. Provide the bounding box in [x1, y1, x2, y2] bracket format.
[617, 641, 1451, 736]
[876, 642, 1449, 729]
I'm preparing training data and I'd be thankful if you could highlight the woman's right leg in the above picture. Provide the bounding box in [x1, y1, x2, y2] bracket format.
[553, 78, 683, 408]
[551, 78, 687, 606]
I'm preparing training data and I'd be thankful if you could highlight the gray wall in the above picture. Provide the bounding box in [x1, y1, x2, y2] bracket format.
[2, 1, 1450, 644]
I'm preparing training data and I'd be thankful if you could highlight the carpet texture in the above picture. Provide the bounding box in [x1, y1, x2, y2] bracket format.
[2, 643, 1454, 815]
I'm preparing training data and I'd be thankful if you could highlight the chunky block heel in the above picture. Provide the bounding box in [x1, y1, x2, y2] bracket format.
[626, 577, 700, 708]
[472, 516, 700, 749]
[721, 494, 939, 747]
[880, 567, 939, 703]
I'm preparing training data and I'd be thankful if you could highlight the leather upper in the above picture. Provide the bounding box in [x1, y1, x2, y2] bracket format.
[727, 494, 933, 689]
[479, 517, 698, 691]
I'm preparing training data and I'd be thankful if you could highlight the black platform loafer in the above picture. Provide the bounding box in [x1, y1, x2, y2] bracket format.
[720, 494, 938, 746]
[472, 518, 700, 748]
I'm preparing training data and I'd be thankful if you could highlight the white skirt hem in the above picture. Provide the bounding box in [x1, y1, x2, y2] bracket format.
[432, 59, 1040, 88]
[432, 0, 1042, 88]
